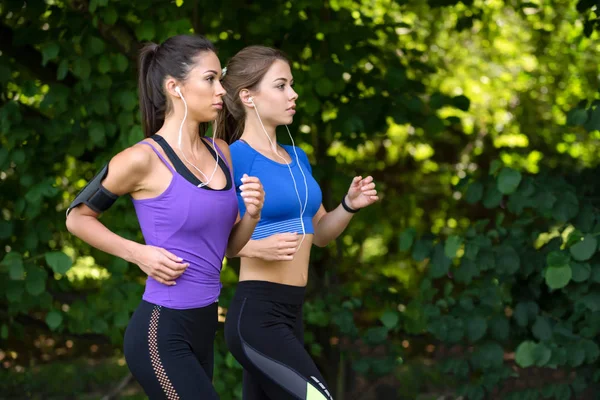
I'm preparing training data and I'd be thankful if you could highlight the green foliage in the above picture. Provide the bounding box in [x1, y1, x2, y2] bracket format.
[400, 161, 600, 397]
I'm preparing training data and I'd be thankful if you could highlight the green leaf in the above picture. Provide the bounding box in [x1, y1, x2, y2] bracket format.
[532, 317, 552, 341]
[120, 91, 137, 111]
[476, 250, 496, 271]
[464, 241, 480, 260]
[570, 234, 597, 261]
[73, 58, 92, 79]
[514, 302, 538, 327]
[2, 252, 24, 280]
[489, 316, 509, 341]
[455, 259, 478, 284]
[102, 7, 118, 25]
[451, 95, 470, 111]
[365, 326, 388, 345]
[46, 311, 63, 331]
[114, 54, 129, 73]
[1, 324, 7, 339]
[465, 182, 483, 204]
[56, 58, 69, 81]
[412, 239, 433, 262]
[98, 55, 111, 74]
[471, 341, 504, 369]
[135, 20, 156, 41]
[582, 292, 600, 312]
[176, 0, 184, 6]
[25, 266, 47, 296]
[429, 243, 451, 278]
[496, 245, 520, 274]
[497, 167, 522, 194]
[516, 341, 552, 367]
[41, 42, 60, 66]
[566, 108, 588, 126]
[552, 191, 579, 223]
[545, 265, 572, 290]
[114, 310, 129, 328]
[87, 36, 106, 56]
[568, 346, 586, 367]
[0, 220, 13, 239]
[444, 235, 462, 258]
[380, 310, 399, 329]
[352, 359, 369, 374]
[45, 251, 73, 274]
[467, 316, 487, 342]
[483, 184, 502, 209]
[89, 121, 105, 145]
[489, 160, 503, 175]
[571, 262, 591, 283]
[584, 106, 600, 132]
[547, 251, 570, 267]
[398, 227, 416, 251]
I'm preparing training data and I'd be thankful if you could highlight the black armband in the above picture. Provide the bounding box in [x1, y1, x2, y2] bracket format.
[66, 164, 118, 216]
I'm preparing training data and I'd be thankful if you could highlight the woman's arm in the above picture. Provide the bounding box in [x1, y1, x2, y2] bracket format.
[66, 145, 189, 285]
[312, 176, 379, 247]
[216, 139, 266, 258]
[234, 233, 300, 261]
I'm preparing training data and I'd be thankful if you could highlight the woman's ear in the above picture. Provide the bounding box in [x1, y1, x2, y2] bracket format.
[239, 89, 254, 107]
[165, 77, 180, 98]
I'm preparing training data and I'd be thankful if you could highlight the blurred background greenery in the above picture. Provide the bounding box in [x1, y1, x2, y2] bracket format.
[3, 0, 600, 398]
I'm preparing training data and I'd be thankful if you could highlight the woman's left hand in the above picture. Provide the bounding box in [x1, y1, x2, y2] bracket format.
[240, 174, 265, 219]
[345, 175, 379, 210]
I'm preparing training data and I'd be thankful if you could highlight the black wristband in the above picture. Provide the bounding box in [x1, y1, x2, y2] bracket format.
[341, 195, 360, 213]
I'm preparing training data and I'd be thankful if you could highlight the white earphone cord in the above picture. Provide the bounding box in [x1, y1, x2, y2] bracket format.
[251, 99, 309, 250]
[177, 90, 219, 188]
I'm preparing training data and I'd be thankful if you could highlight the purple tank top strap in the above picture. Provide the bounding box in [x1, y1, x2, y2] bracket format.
[138, 141, 176, 173]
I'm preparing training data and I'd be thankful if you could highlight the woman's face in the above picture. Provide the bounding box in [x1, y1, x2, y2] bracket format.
[179, 51, 226, 122]
[251, 59, 298, 127]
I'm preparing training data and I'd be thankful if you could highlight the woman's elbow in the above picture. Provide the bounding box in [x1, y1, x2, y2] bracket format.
[313, 237, 329, 248]
[65, 213, 78, 235]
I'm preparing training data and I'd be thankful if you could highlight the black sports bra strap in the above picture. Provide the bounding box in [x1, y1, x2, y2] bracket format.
[150, 135, 203, 186]
[150, 135, 232, 191]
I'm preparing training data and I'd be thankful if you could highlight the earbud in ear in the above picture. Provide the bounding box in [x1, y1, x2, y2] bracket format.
[175, 86, 181, 95]
[248, 96, 254, 103]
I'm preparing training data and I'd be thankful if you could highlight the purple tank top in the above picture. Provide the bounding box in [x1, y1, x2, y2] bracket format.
[132, 140, 238, 309]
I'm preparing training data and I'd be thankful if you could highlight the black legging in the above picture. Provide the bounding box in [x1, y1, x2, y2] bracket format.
[224, 281, 333, 400]
[124, 300, 220, 399]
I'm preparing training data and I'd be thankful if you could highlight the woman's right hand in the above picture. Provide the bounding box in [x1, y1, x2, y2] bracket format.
[254, 233, 300, 261]
[132, 245, 189, 285]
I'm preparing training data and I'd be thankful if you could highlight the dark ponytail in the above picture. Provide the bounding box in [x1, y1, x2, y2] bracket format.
[215, 46, 290, 144]
[137, 35, 216, 138]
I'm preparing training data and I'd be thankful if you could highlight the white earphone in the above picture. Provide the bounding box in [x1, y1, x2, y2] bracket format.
[175, 86, 219, 188]
[249, 96, 309, 250]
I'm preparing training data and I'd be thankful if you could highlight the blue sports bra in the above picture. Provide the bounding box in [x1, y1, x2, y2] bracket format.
[229, 140, 322, 240]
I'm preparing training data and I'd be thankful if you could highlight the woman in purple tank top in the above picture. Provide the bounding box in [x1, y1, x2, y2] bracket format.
[66, 35, 265, 399]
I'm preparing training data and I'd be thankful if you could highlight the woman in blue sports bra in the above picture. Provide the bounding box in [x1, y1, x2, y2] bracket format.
[216, 46, 379, 400]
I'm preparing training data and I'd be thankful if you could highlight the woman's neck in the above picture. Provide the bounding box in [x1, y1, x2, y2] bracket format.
[241, 116, 277, 151]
